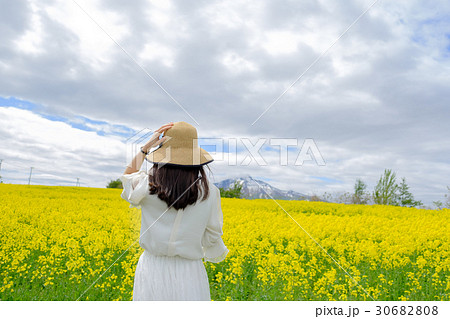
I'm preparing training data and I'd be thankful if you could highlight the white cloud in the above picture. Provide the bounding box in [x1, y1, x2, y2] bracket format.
[43, 0, 130, 71]
[14, 2, 45, 55]
[200, 1, 263, 31]
[1, 0, 449, 205]
[261, 31, 302, 55]
[0, 107, 126, 187]
[221, 51, 258, 74]
[139, 42, 175, 68]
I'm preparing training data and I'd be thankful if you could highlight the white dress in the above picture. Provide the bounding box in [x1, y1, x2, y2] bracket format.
[119, 170, 229, 301]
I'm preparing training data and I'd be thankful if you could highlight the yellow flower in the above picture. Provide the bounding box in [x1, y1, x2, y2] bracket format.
[1, 184, 449, 301]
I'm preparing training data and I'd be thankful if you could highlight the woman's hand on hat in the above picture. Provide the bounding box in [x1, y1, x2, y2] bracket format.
[143, 122, 174, 152]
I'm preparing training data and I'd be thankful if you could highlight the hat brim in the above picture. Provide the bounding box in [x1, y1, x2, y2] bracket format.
[145, 145, 214, 167]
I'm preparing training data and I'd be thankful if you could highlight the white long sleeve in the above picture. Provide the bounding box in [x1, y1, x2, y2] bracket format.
[119, 170, 149, 208]
[201, 187, 229, 263]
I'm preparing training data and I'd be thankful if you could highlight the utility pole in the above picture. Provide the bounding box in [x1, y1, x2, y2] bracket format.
[0, 159, 3, 183]
[76, 177, 80, 187]
[28, 167, 34, 185]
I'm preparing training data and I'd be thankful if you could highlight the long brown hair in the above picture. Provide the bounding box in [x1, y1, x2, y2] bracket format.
[148, 164, 210, 210]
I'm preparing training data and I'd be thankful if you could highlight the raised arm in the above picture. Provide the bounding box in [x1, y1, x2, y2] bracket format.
[123, 122, 174, 175]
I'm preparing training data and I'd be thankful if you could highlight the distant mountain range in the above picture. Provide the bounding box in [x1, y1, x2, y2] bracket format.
[214, 176, 310, 200]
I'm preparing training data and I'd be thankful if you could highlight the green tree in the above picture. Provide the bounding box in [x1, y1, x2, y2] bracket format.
[373, 169, 399, 205]
[107, 178, 123, 189]
[352, 179, 368, 204]
[433, 200, 443, 210]
[397, 177, 422, 207]
[219, 181, 243, 198]
[321, 192, 333, 203]
[337, 191, 353, 204]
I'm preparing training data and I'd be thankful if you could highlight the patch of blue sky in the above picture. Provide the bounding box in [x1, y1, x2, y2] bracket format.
[72, 114, 135, 138]
[262, 143, 301, 153]
[446, 33, 450, 53]
[41, 113, 76, 124]
[411, 15, 450, 46]
[197, 137, 247, 154]
[198, 143, 219, 153]
[1, 96, 135, 139]
[421, 16, 448, 26]
[312, 176, 343, 184]
[262, 144, 278, 152]
[0, 96, 44, 111]
[67, 119, 97, 133]
[411, 34, 426, 45]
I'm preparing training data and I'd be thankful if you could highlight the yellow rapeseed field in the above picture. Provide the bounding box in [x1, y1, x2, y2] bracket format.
[0, 183, 449, 301]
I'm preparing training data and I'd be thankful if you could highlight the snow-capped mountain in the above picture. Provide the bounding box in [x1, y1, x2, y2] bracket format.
[214, 176, 310, 200]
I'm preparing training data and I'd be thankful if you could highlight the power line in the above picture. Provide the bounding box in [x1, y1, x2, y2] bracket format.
[2, 161, 30, 170]
[0, 159, 124, 188]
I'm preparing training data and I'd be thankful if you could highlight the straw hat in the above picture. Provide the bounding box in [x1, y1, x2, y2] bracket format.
[145, 121, 214, 167]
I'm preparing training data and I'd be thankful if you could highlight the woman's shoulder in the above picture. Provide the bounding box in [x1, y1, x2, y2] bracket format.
[208, 182, 219, 192]
[204, 177, 217, 191]
[206, 181, 220, 201]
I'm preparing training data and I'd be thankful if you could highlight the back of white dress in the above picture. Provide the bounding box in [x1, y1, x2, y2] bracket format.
[119, 170, 229, 300]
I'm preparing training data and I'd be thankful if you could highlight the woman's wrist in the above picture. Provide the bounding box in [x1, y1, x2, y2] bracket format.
[142, 132, 163, 153]
[140, 146, 149, 155]
[124, 152, 144, 173]
[143, 137, 158, 152]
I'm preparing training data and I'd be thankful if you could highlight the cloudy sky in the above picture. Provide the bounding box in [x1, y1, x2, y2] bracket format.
[0, 0, 449, 206]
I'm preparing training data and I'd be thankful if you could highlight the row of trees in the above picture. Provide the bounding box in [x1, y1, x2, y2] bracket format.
[107, 179, 123, 189]
[319, 169, 450, 209]
[354, 169, 423, 207]
[433, 187, 450, 210]
[319, 169, 446, 208]
[219, 182, 243, 198]
[107, 169, 448, 209]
